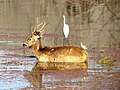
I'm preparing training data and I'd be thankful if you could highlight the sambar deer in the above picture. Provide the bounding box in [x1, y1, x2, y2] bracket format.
[23, 20, 88, 63]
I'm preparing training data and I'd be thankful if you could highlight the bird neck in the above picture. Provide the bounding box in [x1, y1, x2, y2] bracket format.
[63, 17, 66, 24]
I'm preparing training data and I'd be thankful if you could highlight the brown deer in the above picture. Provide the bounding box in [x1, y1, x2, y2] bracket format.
[23, 21, 88, 63]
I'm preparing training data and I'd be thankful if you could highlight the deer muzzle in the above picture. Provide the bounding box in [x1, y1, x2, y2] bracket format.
[23, 43, 27, 47]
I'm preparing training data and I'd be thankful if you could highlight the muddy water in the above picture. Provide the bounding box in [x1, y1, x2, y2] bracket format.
[0, 40, 120, 90]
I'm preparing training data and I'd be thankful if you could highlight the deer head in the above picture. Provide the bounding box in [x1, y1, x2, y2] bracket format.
[23, 19, 46, 49]
[23, 31, 41, 48]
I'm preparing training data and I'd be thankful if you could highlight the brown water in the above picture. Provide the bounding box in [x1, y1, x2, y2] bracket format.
[0, 40, 120, 90]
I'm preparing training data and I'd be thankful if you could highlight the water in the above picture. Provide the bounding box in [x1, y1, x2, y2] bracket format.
[0, 40, 120, 90]
[0, 0, 120, 89]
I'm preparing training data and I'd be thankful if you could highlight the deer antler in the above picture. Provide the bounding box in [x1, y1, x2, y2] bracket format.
[38, 22, 46, 31]
[34, 18, 47, 32]
[31, 26, 34, 33]
[33, 17, 39, 32]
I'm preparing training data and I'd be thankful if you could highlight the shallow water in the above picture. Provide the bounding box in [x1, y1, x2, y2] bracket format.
[0, 0, 120, 89]
[0, 41, 120, 90]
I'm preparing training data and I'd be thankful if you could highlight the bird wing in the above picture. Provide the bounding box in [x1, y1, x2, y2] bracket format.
[63, 24, 69, 38]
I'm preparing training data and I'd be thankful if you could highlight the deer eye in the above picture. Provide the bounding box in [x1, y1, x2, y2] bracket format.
[28, 38, 32, 41]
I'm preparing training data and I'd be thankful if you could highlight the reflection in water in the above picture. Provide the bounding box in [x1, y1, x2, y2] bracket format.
[24, 62, 88, 89]
[0, 42, 120, 89]
[24, 59, 120, 90]
[25, 70, 42, 89]
[33, 62, 88, 70]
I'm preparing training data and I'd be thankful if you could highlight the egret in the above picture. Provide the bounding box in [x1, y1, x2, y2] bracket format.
[81, 43, 87, 50]
[63, 15, 69, 38]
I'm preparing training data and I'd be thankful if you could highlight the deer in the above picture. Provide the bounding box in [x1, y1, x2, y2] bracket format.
[23, 20, 88, 63]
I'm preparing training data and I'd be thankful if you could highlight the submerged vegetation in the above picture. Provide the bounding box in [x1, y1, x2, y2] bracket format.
[97, 56, 117, 69]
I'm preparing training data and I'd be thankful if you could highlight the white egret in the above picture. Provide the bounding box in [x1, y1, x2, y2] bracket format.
[63, 15, 69, 38]
[81, 43, 87, 50]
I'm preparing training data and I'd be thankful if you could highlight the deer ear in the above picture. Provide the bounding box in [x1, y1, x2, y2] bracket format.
[39, 30, 44, 37]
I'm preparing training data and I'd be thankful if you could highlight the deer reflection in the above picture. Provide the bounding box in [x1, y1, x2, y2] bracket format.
[24, 68, 42, 89]
[24, 62, 88, 89]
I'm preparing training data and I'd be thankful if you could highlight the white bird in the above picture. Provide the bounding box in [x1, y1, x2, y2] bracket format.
[81, 43, 87, 50]
[63, 15, 69, 38]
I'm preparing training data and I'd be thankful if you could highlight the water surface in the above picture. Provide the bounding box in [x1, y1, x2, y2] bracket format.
[0, 40, 120, 90]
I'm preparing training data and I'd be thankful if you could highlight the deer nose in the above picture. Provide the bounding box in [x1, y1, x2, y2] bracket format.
[23, 43, 27, 47]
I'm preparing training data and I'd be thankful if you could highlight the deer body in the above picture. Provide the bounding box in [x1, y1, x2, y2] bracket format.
[33, 46, 87, 63]
[23, 21, 88, 63]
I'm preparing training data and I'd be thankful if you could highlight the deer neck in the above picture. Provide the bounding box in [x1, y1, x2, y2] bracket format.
[31, 39, 42, 55]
